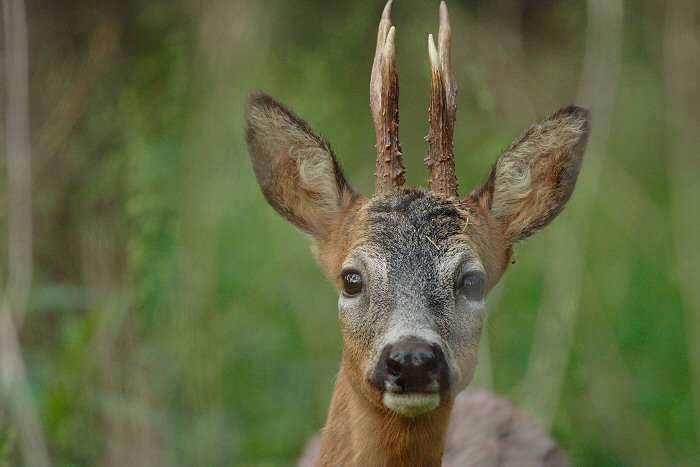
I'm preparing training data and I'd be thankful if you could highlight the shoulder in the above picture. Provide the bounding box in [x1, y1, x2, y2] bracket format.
[443, 390, 568, 467]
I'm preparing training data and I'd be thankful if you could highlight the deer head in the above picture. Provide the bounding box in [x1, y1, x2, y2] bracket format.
[246, 0, 589, 423]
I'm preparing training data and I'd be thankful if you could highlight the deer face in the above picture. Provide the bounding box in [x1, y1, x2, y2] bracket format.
[245, 1, 589, 420]
[333, 190, 503, 416]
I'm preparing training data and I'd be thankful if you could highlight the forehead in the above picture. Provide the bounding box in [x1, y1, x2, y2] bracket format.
[359, 189, 474, 270]
[324, 188, 505, 294]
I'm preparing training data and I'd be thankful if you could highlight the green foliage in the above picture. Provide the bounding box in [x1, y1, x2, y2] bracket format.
[3, 0, 699, 465]
[0, 425, 17, 466]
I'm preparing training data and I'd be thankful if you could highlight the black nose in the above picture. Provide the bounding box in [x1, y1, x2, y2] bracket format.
[374, 337, 448, 393]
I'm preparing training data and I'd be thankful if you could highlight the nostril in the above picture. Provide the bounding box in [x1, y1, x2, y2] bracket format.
[386, 356, 403, 377]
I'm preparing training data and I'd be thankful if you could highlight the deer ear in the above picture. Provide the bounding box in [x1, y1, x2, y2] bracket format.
[246, 92, 358, 239]
[471, 105, 590, 244]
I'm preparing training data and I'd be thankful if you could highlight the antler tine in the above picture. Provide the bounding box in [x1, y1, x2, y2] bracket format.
[425, 1, 459, 197]
[439, 1, 457, 124]
[371, 0, 405, 194]
[370, 0, 392, 116]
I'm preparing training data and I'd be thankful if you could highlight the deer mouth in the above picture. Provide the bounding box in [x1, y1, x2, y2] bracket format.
[382, 377, 442, 417]
[382, 391, 441, 417]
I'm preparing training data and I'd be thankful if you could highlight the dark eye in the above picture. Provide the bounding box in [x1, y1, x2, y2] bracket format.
[342, 270, 363, 296]
[459, 272, 484, 300]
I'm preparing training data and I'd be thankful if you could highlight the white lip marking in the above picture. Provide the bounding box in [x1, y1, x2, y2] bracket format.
[383, 392, 440, 418]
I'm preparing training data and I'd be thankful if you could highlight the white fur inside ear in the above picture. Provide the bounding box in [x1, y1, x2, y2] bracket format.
[295, 147, 341, 206]
[383, 392, 441, 418]
[491, 154, 533, 219]
[487, 107, 589, 241]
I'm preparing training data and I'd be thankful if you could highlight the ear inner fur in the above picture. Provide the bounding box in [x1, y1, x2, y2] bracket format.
[470, 104, 590, 245]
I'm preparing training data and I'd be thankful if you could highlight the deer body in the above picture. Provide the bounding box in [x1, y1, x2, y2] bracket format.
[245, 2, 589, 466]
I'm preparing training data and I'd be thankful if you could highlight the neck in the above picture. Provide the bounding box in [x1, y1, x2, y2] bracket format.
[317, 368, 453, 467]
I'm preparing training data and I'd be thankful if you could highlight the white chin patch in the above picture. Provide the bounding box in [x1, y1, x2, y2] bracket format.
[383, 392, 440, 418]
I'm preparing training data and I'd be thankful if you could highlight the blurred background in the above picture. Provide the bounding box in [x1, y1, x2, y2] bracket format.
[1, 0, 699, 465]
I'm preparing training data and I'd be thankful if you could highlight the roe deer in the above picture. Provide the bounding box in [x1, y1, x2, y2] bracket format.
[246, 1, 589, 465]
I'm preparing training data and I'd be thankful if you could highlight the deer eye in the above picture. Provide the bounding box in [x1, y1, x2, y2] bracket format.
[459, 272, 484, 300]
[341, 270, 363, 297]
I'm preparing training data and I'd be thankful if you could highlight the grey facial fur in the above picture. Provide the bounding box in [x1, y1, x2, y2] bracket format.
[339, 189, 486, 394]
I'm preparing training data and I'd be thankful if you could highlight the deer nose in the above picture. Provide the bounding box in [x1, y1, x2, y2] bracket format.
[375, 337, 448, 393]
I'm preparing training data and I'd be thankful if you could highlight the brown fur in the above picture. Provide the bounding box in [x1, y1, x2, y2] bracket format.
[314, 197, 370, 287]
[457, 197, 511, 292]
[317, 371, 452, 466]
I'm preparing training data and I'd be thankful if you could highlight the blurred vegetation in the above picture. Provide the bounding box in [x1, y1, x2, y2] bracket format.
[1, 0, 699, 465]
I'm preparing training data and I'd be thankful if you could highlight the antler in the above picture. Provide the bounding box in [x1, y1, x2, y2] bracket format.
[371, 0, 405, 194]
[425, 1, 459, 197]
